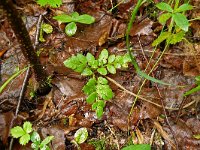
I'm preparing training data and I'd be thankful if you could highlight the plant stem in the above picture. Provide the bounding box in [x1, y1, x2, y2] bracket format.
[0, 0, 51, 95]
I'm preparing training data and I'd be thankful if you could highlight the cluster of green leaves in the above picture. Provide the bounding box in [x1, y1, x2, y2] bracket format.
[36, 0, 62, 8]
[153, 2, 193, 46]
[10, 121, 54, 150]
[63, 49, 131, 118]
[88, 138, 106, 150]
[83, 77, 113, 118]
[53, 12, 95, 36]
[64, 49, 131, 76]
[184, 75, 200, 96]
[39, 23, 53, 42]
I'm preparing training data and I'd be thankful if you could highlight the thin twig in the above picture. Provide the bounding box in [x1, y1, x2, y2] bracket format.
[106, 76, 196, 110]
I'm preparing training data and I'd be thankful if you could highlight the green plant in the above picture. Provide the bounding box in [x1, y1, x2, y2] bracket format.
[122, 144, 151, 150]
[88, 138, 106, 150]
[36, 0, 62, 8]
[184, 75, 200, 96]
[152, 1, 193, 46]
[71, 127, 88, 150]
[10, 121, 54, 150]
[39, 23, 53, 42]
[63, 49, 131, 118]
[53, 12, 95, 36]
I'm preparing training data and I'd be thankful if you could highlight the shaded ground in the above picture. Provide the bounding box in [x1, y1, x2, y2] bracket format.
[0, 0, 200, 149]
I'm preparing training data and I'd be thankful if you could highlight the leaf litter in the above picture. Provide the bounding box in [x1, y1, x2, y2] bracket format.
[0, 0, 200, 149]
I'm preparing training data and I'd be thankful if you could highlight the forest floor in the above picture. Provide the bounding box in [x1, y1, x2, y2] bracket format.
[0, 0, 200, 149]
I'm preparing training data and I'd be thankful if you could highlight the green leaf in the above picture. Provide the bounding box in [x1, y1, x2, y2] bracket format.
[71, 12, 79, 19]
[81, 68, 93, 76]
[108, 55, 115, 64]
[96, 105, 104, 119]
[10, 126, 25, 138]
[123, 53, 131, 64]
[156, 2, 173, 12]
[193, 134, 200, 139]
[158, 13, 172, 25]
[92, 100, 105, 118]
[114, 55, 123, 67]
[23, 121, 32, 134]
[86, 92, 97, 104]
[19, 133, 30, 145]
[96, 84, 113, 100]
[97, 77, 108, 85]
[184, 85, 200, 96]
[175, 4, 193, 13]
[31, 143, 39, 149]
[40, 145, 50, 150]
[97, 67, 107, 75]
[98, 49, 108, 65]
[172, 13, 189, 31]
[107, 64, 116, 74]
[31, 131, 41, 143]
[152, 32, 171, 46]
[53, 14, 73, 23]
[36, 0, 62, 8]
[167, 31, 185, 44]
[40, 136, 54, 146]
[86, 53, 95, 64]
[42, 23, 53, 34]
[122, 144, 151, 150]
[76, 14, 95, 24]
[82, 78, 97, 95]
[74, 128, 88, 144]
[65, 22, 77, 36]
[195, 75, 200, 85]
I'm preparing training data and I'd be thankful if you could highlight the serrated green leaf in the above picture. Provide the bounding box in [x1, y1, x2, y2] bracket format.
[96, 84, 113, 100]
[19, 133, 30, 145]
[65, 22, 77, 36]
[97, 77, 108, 85]
[76, 14, 95, 24]
[10, 126, 25, 138]
[98, 49, 108, 65]
[86, 92, 97, 104]
[42, 23, 53, 34]
[96, 105, 104, 119]
[53, 14, 73, 23]
[107, 64, 116, 74]
[83, 78, 97, 95]
[63, 56, 78, 70]
[40, 136, 54, 146]
[175, 4, 193, 13]
[167, 31, 185, 44]
[81, 68, 93, 76]
[23, 121, 32, 134]
[108, 55, 115, 64]
[172, 13, 189, 31]
[74, 128, 88, 144]
[36, 0, 62, 8]
[156, 2, 173, 12]
[31, 131, 41, 143]
[97, 67, 107, 75]
[122, 144, 151, 150]
[152, 32, 171, 46]
[158, 13, 172, 25]
[86, 53, 95, 64]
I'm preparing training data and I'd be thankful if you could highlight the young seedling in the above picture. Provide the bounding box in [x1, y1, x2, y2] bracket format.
[71, 127, 88, 150]
[53, 12, 95, 36]
[152, 1, 193, 46]
[63, 49, 131, 118]
[10, 121, 54, 150]
[39, 23, 53, 42]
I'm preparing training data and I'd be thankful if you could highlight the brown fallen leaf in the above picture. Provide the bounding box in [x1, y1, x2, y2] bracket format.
[0, 49, 7, 57]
